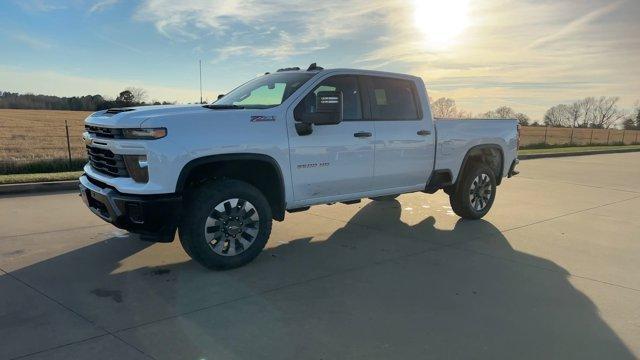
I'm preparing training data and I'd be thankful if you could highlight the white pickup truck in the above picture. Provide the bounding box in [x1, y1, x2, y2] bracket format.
[79, 64, 519, 269]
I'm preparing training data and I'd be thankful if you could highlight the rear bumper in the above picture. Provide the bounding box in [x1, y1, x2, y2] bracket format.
[79, 175, 181, 240]
[508, 159, 520, 177]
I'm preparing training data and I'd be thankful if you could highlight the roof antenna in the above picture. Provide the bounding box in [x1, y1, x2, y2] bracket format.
[307, 63, 323, 71]
[199, 59, 203, 104]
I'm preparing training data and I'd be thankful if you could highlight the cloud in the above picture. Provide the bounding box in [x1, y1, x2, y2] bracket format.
[528, 0, 627, 49]
[16, 0, 65, 12]
[89, 0, 119, 13]
[134, 0, 395, 59]
[95, 34, 144, 54]
[11, 33, 52, 50]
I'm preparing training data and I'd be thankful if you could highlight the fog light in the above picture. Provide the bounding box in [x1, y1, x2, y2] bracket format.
[123, 155, 149, 183]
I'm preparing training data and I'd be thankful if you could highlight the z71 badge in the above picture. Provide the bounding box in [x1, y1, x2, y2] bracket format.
[250, 115, 276, 122]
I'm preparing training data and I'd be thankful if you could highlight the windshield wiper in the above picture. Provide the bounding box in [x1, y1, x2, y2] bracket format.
[203, 104, 245, 110]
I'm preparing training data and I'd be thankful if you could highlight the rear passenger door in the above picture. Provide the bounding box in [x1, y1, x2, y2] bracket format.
[364, 76, 434, 191]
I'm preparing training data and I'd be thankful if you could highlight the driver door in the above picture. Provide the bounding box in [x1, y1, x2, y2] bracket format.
[287, 75, 375, 204]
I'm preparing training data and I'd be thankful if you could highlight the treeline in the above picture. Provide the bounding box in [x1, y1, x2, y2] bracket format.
[430, 96, 640, 130]
[544, 97, 639, 130]
[0, 87, 174, 111]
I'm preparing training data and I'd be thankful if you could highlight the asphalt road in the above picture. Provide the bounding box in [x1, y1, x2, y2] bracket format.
[1, 153, 639, 360]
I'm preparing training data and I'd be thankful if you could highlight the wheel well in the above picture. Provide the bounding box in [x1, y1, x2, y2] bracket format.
[177, 155, 285, 221]
[459, 145, 504, 185]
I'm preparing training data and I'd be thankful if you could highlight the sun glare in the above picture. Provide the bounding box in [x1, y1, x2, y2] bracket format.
[413, 0, 470, 48]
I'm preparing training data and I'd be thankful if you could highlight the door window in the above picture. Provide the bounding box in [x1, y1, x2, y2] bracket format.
[295, 76, 363, 120]
[368, 77, 420, 120]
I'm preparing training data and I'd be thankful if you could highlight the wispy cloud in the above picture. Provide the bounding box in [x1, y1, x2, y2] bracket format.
[528, 0, 626, 49]
[135, 0, 394, 59]
[96, 34, 144, 54]
[89, 0, 119, 13]
[11, 33, 52, 50]
[16, 0, 65, 12]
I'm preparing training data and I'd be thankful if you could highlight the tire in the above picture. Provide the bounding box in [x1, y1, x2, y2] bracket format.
[449, 162, 497, 220]
[179, 179, 272, 270]
[370, 194, 399, 201]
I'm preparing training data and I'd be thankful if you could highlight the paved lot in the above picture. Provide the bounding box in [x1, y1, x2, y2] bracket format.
[1, 153, 639, 359]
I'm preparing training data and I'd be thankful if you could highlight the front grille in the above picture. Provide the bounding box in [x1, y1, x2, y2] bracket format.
[86, 146, 129, 177]
[85, 125, 124, 139]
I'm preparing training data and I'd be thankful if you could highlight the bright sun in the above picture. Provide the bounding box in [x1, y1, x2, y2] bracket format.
[413, 0, 470, 48]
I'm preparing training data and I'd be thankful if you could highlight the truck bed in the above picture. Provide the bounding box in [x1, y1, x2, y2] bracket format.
[433, 119, 518, 181]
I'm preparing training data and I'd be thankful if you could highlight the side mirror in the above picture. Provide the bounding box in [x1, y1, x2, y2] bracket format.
[298, 91, 343, 125]
[217, 94, 225, 100]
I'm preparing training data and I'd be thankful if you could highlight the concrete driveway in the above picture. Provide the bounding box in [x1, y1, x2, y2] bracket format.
[1, 152, 639, 359]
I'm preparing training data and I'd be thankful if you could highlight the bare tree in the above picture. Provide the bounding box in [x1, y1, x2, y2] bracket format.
[566, 102, 582, 127]
[544, 104, 571, 127]
[125, 87, 148, 103]
[623, 118, 637, 130]
[494, 106, 516, 119]
[578, 97, 596, 127]
[481, 106, 526, 123]
[515, 112, 530, 126]
[591, 96, 625, 129]
[632, 100, 640, 129]
[430, 97, 468, 118]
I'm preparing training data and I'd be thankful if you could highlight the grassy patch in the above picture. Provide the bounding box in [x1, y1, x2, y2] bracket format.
[519, 144, 640, 155]
[0, 158, 86, 175]
[0, 171, 83, 185]
[521, 141, 627, 149]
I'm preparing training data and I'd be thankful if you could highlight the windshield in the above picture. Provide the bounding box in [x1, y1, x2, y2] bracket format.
[213, 72, 315, 109]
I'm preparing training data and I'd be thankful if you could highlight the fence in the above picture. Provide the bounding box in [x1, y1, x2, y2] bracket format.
[519, 126, 640, 147]
[0, 109, 90, 173]
[1, 122, 86, 159]
[2, 121, 640, 174]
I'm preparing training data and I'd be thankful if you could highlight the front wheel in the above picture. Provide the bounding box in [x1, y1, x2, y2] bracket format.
[449, 162, 497, 219]
[179, 179, 272, 270]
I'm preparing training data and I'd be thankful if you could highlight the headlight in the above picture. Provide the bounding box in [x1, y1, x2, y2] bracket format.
[124, 155, 149, 183]
[122, 128, 167, 139]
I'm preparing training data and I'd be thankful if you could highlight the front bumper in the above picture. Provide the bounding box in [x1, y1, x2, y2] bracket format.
[79, 175, 181, 240]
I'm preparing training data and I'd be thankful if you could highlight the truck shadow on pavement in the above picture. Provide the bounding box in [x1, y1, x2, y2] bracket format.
[5, 200, 635, 359]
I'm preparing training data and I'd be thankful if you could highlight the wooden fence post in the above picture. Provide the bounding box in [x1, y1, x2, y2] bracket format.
[65, 120, 72, 168]
[569, 127, 574, 146]
[543, 126, 548, 145]
[589, 129, 594, 145]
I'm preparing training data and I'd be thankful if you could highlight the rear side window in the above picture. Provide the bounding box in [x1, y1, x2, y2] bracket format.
[295, 76, 363, 120]
[368, 77, 420, 120]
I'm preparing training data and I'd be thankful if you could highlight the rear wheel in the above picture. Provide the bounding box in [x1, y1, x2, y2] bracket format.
[449, 162, 496, 219]
[179, 179, 272, 269]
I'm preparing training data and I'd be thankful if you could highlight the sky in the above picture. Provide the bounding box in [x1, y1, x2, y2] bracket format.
[1, 0, 639, 120]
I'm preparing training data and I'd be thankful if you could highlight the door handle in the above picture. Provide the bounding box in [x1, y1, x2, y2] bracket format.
[417, 130, 431, 136]
[354, 131, 372, 138]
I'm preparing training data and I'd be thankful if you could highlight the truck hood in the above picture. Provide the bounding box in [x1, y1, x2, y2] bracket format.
[84, 104, 210, 128]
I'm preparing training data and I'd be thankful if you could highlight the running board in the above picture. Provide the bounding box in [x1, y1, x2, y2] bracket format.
[287, 206, 310, 213]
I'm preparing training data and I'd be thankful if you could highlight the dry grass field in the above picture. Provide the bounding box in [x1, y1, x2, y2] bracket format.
[0, 109, 91, 161]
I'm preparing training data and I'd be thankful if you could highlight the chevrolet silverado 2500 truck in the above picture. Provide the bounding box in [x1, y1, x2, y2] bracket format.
[79, 64, 519, 269]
